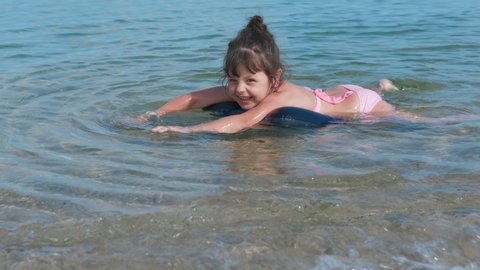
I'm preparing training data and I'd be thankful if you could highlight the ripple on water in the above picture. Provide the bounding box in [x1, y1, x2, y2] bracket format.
[1, 0, 480, 269]
[2, 170, 479, 268]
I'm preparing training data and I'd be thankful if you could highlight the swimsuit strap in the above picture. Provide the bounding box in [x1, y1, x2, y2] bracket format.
[313, 89, 354, 104]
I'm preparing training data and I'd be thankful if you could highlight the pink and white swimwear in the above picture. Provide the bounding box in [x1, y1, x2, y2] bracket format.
[311, 84, 382, 113]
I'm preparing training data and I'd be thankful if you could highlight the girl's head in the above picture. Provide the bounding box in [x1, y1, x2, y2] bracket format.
[223, 16, 284, 91]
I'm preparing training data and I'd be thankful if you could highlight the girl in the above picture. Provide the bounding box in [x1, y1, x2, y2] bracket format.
[139, 16, 398, 134]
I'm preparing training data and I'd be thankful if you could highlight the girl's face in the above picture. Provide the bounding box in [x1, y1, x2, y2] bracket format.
[226, 64, 272, 110]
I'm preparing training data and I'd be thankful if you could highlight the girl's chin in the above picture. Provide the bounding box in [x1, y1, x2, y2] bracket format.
[238, 103, 256, 110]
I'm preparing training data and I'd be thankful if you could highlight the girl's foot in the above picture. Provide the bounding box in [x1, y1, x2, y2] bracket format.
[375, 79, 399, 92]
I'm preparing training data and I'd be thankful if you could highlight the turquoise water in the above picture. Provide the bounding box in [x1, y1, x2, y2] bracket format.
[1, 0, 480, 269]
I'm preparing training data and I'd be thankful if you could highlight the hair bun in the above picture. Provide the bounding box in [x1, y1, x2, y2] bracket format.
[247, 15, 267, 34]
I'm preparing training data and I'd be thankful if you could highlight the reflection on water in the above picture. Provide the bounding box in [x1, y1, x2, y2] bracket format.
[221, 128, 350, 177]
[222, 133, 298, 176]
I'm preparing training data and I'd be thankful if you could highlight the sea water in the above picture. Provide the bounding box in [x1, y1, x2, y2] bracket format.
[1, 0, 480, 269]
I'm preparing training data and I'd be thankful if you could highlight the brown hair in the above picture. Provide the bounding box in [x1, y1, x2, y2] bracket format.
[223, 16, 284, 87]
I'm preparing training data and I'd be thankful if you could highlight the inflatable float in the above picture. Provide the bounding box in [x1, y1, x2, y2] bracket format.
[203, 102, 344, 128]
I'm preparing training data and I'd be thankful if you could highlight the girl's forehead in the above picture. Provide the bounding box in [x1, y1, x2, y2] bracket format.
[231, 64, 266, 77]
[235, 64, 253, 74]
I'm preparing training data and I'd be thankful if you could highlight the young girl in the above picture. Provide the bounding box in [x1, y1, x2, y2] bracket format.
[139, 15, 398, 134]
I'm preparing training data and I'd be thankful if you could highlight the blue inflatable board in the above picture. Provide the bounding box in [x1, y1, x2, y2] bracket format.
[203, 102, 343, 128]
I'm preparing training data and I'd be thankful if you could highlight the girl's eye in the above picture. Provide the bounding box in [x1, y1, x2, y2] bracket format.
[247, 79, 256, 83]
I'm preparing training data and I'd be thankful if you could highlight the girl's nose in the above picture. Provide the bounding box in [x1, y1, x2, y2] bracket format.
[235, 82, 246, 94]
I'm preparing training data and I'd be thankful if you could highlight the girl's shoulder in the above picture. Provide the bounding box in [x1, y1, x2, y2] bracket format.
[272, 81, 316, 110]
[277, 81, 309, 94]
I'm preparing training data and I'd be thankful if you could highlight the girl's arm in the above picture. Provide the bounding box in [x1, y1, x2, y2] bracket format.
[138, 86, 232, 121]
[152, 95, 281, 134]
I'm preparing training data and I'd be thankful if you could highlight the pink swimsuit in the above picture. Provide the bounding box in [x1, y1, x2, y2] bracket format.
[312, 84, 382, 113]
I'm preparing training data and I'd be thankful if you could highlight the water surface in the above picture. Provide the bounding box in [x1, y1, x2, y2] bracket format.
[1, 0, 480, 269]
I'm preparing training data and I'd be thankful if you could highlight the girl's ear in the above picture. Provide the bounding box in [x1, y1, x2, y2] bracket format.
[271, 68, 283, 92]
[274, 68, 283, 82]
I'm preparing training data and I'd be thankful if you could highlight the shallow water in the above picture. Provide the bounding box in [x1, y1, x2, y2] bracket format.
[1, 0, 480, 269]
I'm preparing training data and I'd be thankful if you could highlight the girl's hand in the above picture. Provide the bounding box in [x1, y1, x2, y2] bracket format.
[152, 125, 191, 133]
[135, 113, 153, 123]
[136, 110, 166, 123]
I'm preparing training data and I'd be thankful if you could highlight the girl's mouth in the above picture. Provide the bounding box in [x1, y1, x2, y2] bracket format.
[238, 96, 252, 104]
